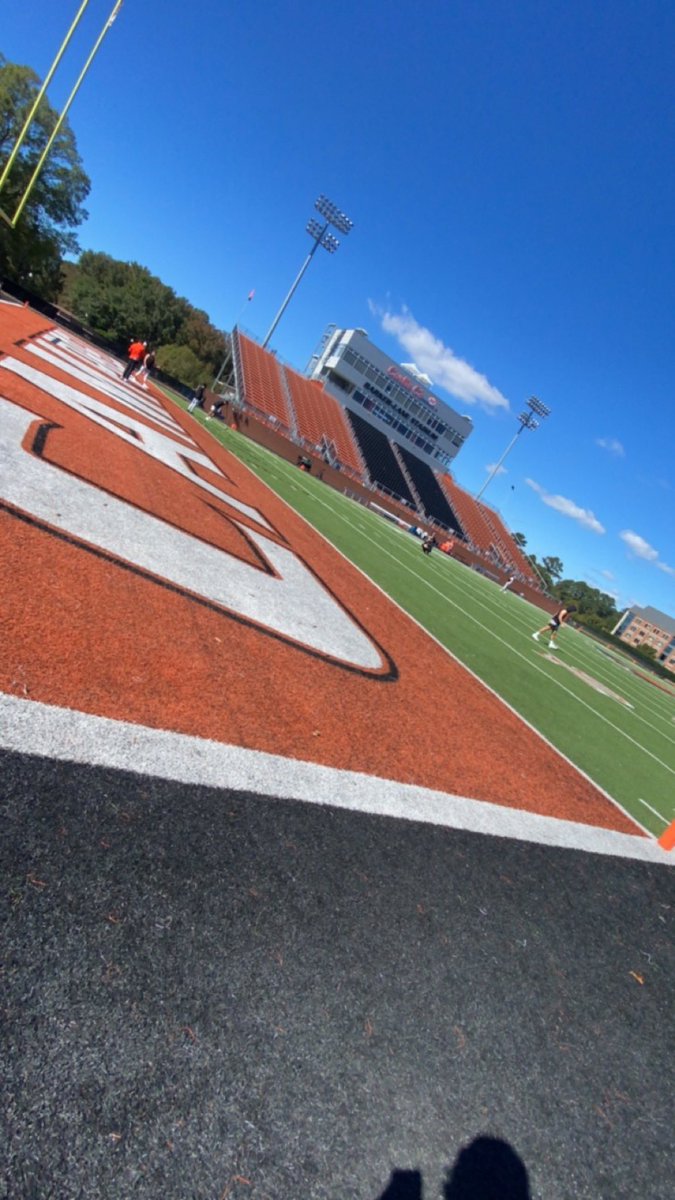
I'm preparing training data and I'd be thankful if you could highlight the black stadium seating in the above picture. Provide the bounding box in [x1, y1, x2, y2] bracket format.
[346, 408, 415, 506]
[396, 443, 464, 534]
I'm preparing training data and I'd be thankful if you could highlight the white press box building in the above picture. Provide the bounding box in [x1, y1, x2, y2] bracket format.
[307, 326, 474, 472]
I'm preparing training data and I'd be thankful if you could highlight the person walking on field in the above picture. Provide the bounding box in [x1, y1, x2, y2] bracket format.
[123, 338, 147, 380]
[532, 603, 578, 650]
[501, 575, 516, 592]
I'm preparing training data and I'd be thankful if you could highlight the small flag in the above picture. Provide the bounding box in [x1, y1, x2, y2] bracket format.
[247, 290, 255, 301]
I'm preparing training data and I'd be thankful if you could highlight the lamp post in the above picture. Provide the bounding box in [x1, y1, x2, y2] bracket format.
[262, 195, 353, 350]
[475, 395, 550, 502]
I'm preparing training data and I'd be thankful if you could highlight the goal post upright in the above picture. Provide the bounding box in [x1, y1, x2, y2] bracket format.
[0, 0, 123, 229]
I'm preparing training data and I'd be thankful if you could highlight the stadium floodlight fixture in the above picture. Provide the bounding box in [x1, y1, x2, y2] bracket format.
[475, 395, 550, 502]
[306, 219, 339, 253]
[262, 194, 353, 349]
[315, 194, 353, 234]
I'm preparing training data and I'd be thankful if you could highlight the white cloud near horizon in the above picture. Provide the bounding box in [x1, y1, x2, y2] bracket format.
[596, 436, 625, 457]
[525, 478, 606, 534]
[619, 530, 659, 561]
[485, 462, 507, 477]
[620, 529, 675, 579]
[370, 303, 509, 412]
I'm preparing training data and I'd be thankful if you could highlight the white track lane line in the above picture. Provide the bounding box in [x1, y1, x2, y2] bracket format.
[1, 693, 672, 865]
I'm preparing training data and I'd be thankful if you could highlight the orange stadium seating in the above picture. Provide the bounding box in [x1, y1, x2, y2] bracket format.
[440, 474, 537, 582]
[236, 333, 293, 429]
[282, 367, 365, 477]
[477, 501, 538, 583]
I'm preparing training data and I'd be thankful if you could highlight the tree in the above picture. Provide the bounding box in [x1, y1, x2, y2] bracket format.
[0, 56, 90, 299]
[63, 252, 228, 378]
[542, 555, 564, 581]
[64, 252, 188, 346]
[175, 309, 228, 374]
[553, 578, 619, 631]
[512, 531, 527, 547]
[156, 343, 208, 389]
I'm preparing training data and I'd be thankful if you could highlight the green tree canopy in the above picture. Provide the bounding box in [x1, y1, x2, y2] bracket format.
[553, 578, 618, 623]
[63, 251, 189, 346]
[542, 555, 564, 581]
[0, 55, 90, 299]
[156, 343, 209, 390]
[62, 251, 228, 378]
[512, 531, 527, 547]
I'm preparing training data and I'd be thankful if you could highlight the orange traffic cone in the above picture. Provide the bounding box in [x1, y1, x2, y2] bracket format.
[657, 819, 675, 851]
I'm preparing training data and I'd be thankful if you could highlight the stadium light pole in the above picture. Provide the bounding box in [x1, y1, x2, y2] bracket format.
[475, 395, 550, 502]
[262, 195, 353, 350]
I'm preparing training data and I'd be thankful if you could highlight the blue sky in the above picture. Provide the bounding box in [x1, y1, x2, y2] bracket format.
[4, 0, 674, 613]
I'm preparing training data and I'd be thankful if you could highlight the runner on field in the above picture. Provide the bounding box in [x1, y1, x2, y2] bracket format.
[532, 604, 577, 650]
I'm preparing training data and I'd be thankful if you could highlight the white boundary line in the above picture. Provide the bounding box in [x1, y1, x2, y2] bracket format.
[218, 437, 667, 836]
[637, 797, 669, 825]
[0, 693, 672, 866]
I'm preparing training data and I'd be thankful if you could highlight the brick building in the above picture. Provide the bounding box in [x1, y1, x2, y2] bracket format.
[611, 605, 675, 672]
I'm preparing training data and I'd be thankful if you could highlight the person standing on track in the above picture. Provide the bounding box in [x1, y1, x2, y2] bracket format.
[134, 347, 156, 388]
[122, 338, 147, 380]
[532, 604, 577, 650]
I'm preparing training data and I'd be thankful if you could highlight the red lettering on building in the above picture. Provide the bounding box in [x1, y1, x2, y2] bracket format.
[386, 364, 433, 403]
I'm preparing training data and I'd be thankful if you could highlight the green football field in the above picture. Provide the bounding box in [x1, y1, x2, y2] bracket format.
[177, 402, 675, 838]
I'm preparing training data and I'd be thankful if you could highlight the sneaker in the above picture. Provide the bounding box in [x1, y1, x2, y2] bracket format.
[531, 632, 540, 642]
[548, 641, 558, 650]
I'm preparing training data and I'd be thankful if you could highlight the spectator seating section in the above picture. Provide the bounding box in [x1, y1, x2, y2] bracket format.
[282, 367, 365, 477]
[396, 444, 464, 534]
[237, 333, 293, 429]
[477, 502, 538, 583]
[439, 475, 495, 551]
[346, 409, 416, 506]
[439, 474, 538, 583]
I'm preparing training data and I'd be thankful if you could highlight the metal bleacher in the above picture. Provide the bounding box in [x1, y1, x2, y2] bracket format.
[281, 366, 366, 477]
[236, 332, 293, 430]
[395, 443, 464, 534]
[345, 408, 416, 506]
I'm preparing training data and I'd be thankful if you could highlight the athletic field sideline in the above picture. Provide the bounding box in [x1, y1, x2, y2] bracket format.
[171, 397, 674, 840]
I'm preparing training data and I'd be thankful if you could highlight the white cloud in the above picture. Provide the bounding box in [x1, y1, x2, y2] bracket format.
[619, 530, 675, 580]
[619, 530, 659, 561]
[369, 303, 509, 412]
[600, 569, 615, 581]
[596, 436, 625, 457]
[485, 462, 507, 477]
[525, 478, 605, 534]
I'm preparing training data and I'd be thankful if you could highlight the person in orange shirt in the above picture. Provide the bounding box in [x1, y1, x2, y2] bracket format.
[122, 339, 147, 380]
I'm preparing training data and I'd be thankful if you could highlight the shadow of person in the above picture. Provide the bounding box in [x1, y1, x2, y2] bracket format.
[444, 1136, 531, 1199]
[376, 1168, 423, 1199]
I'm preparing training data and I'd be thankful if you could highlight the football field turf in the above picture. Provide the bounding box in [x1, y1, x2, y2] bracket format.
[182, 410, 674, 839]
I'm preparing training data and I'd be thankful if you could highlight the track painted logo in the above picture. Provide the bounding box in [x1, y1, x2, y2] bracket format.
[0, 332, 390, 674]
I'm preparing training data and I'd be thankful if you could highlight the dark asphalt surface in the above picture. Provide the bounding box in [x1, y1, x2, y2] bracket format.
[2, 747, 673, 1199]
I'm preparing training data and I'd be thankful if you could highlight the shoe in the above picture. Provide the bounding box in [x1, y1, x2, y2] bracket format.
[531, 632, 540, 642]
[548, 641, 558, 650]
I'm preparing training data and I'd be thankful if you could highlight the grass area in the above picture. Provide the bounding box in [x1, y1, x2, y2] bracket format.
[167, 398, 675, 838]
